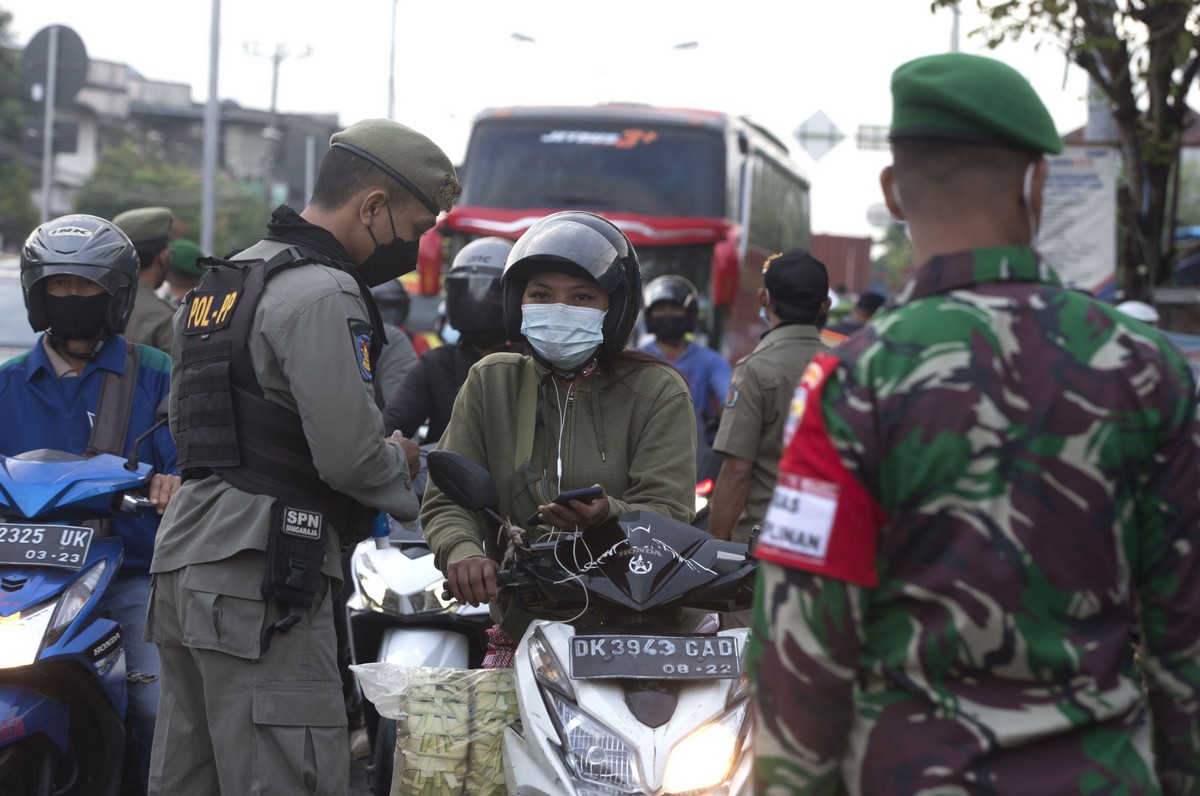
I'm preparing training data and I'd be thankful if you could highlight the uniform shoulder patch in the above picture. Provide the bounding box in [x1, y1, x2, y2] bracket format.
[724, 386, 739, 409]
[348, 318, 373, 382]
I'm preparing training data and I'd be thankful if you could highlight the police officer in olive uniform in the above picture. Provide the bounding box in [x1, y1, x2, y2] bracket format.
[146, 119, 461, 796]
[708, 248, 830, 544]
[164, 238, 207, 308]
[113, 206, 177, 354]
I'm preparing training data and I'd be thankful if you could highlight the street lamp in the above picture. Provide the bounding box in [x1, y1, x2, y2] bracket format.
[388, 0, 398, 119]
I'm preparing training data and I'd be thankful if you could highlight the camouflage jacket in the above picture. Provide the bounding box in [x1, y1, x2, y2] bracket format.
[748, 246, 1200, 795]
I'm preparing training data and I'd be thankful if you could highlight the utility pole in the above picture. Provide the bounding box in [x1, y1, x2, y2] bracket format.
[949, 1, 961, 52]
[244, 42, 312, 140]
[244, 42, 311, 203]
[201, 0, 220, 255]
[388, 0, 398, 120]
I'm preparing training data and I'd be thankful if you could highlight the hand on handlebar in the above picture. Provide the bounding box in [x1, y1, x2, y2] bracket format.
[446, 555, 500, 606]
[148, 474, 181, 515]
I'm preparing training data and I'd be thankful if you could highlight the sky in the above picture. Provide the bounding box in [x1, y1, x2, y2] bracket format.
[3, 0, 1103, 238]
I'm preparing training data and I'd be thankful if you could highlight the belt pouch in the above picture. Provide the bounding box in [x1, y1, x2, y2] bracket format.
[262, 499, 327, 608]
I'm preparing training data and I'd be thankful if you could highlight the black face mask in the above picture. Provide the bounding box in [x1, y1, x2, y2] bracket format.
[359, 202, 421, 287]
[44, 293, 110, 341]
[647, 315, 689, 344]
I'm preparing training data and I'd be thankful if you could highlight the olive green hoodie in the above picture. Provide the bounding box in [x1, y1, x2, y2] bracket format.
[421, 352, 697, 639]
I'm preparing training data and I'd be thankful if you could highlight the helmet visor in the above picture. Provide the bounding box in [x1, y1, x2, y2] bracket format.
[23, 263, 127, 296]
[507, 222, 625, 294]
[445, 274, 503, 332]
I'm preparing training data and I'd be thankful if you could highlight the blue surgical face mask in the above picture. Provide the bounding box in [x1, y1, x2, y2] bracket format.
[441, 323, 461, 346]
[520, 303, 606, 371]
[759, 306, 771, 327]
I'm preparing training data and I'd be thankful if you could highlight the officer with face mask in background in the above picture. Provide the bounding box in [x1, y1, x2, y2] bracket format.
[708, 248, 831, 546]
[146, 118, 460, 795]
[113, 206, 178, 354]
[421, 211, 697, 668]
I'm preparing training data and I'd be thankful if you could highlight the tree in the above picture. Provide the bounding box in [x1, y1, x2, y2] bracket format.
[930, 0, 1200, 297]
[0, 9, 40, 250]
[874, 221, 916, 292]
[1178, 153, 1200, 227]
[74, 138, 272, 257]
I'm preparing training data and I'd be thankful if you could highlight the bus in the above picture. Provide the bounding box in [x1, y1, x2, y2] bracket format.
[416, 103, 812, 363]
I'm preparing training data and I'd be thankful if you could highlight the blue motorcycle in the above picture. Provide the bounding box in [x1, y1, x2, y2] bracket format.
[0, 448, 154, 796]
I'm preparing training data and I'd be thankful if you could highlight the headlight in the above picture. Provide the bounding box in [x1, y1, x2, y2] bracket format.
[662, 700, 749, 794]
[529, 630, 574, 700]
[549, 693, 642, 795]
[46, 559, 107, 647]
[0, 599, 56, 669]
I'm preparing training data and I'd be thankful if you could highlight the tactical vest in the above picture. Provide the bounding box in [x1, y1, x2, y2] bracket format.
[174, 239, 375, 545]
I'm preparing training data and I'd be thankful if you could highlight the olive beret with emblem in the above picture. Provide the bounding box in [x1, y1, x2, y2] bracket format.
[889, 52, 1062, 155]
[329, 119, 461, 214]
[168, 239, 206, 277]
[112, 206, 174, 245]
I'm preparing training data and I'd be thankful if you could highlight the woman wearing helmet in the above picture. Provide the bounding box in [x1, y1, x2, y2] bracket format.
[420, 212, 697, 663]
[383, 236, 513, 444]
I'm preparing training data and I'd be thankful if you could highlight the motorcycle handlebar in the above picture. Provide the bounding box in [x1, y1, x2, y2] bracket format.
[440, 569, 522, 602]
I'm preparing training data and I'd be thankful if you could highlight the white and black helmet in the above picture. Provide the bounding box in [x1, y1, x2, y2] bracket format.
[445, 237, 511, 334]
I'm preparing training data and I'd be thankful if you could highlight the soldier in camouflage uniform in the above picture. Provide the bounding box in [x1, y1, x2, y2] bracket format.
[748, 52, 1200, 795]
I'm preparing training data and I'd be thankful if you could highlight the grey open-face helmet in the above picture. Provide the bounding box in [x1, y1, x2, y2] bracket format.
[21, 214, 140, 340]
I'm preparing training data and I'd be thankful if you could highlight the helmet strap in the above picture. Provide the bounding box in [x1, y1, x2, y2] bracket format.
[46, 328, 108, 362]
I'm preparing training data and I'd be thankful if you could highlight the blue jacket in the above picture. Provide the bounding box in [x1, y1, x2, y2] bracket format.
[640, 340, 732, 440]
[0, 335, 177, 572]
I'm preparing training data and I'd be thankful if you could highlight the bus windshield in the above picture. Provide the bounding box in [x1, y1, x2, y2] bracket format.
[462, 120, 726, 218]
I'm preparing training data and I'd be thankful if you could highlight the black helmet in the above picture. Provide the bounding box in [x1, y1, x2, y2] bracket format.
[643, 275, 699, 332]
[501, 211, 642, 356]
[21, 214, 139, 341]
[445, 237, 511, 334]
[370, 279, 411, 328]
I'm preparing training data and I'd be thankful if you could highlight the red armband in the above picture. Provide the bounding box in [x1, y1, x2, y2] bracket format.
[754, 354, 886, 587]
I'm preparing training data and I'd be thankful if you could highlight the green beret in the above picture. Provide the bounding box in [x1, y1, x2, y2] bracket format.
[329, 119, 461, 214]
[112, 206, 174, 244]
[168, 239, 206, 277]
[890, 53, 1062, 155]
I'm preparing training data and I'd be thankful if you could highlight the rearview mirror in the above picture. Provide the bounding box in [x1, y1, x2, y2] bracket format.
[427, 450, 500, 514]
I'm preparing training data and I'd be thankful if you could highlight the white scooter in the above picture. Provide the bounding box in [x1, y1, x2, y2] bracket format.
[347, 515, 491, 795]
[427, 450, 757, 796]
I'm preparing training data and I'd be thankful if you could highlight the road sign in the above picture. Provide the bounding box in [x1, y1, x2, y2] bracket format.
[20, 25, 89, 106]
[856, 125, 891, 151]
[22, 119, 79, 156]
[793, 111, 844, 161]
